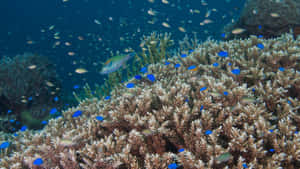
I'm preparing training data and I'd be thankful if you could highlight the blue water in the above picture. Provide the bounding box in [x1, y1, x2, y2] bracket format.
[0, 0, 245, 131]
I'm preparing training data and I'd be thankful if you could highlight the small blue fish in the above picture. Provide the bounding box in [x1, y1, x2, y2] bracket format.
[73, 85, 80, 89]
[180, 53, 187, 58]
[257, 43, 264, 49]
[126, 83, 135, 88]
[168, 163, 178, 169]
[279, 67, 285, 72]
[184, 98, 189, 102]
[96, 116, 104, 121]
[174, 63, 181, 68]
[72, 110, 82, 118]
[140, 66, 148, 74]
[205, 130, 212, 135]
[178, 148, 185, 152]
[20, 126, 27, 132]
[33, 158, 43, 166]
[100, 53, 135, 74]
[41, 120, 47, 125]
[134, 75, 142, 80]
[146, 74, 155, 82]
[49, 108, 57, 115]
[200, 105, 204, 111]
[0, 142, 10, 149]
[212, 62, 219, 67]
[200, 87, 207, 92]
[187, 65, 196, 70]
[231, 69, 240, 75]
[218, 51, 228, 57]
[54, 96, 59, 102]
[164, 61, 170, 65]
[104, 96, 110, 100]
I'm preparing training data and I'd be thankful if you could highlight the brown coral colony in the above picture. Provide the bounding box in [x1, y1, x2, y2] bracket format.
[0, 0, 300, 168]
[0, 32, 299, 169]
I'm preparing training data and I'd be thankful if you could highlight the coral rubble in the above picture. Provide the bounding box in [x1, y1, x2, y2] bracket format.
[0, 34, 299, 169]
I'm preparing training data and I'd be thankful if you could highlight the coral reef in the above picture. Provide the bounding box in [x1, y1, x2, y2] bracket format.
[0, 53, 61, 132]
[223, 0, 300, 39]
[73, 32, 174, 102]
[0, 34, 300, 169]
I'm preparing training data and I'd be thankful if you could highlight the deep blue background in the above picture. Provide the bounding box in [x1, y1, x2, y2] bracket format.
[0, 0, 245, 96]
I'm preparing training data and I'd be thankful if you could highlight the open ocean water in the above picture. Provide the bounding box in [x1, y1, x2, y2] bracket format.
[0, 0, 299, 168]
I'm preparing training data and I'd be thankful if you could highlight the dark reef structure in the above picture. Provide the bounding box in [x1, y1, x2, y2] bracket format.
[0, 53, 61, 132]
[223, 0, 300, 39]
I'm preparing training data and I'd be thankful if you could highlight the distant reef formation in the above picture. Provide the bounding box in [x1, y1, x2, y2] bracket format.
[0, 53, 61, 132]
[224, 0, 300, 39]
[0, 34, 299, 168]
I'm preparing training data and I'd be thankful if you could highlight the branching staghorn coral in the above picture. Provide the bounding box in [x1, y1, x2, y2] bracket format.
[178, 32, 199, 53]
[139, 32, 174, 65]
[0, 33, 299, 169]
[73, 32, 174, 103]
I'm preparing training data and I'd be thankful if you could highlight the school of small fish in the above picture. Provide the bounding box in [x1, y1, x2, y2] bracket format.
[0, 0, 287, 167]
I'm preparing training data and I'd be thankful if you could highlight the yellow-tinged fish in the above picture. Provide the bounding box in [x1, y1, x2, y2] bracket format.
[49, 25, 55, 30]
[270, 12, 280, 18]
[232, 28, 246, 34]
[100, 53, 135, 74]
[178, 27, 186, 32]
[28, 65, 37, 70]
[203, 19, 213, 24]
[46, 81, 55, 87]
[162, 0, 169, 4]
[75, 68, 88, 74]
[162, 22, 171, 28]
[147, 8, 157, 16]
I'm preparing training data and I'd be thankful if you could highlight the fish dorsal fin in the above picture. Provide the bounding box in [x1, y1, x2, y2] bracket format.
[105, 59, 112, 65]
